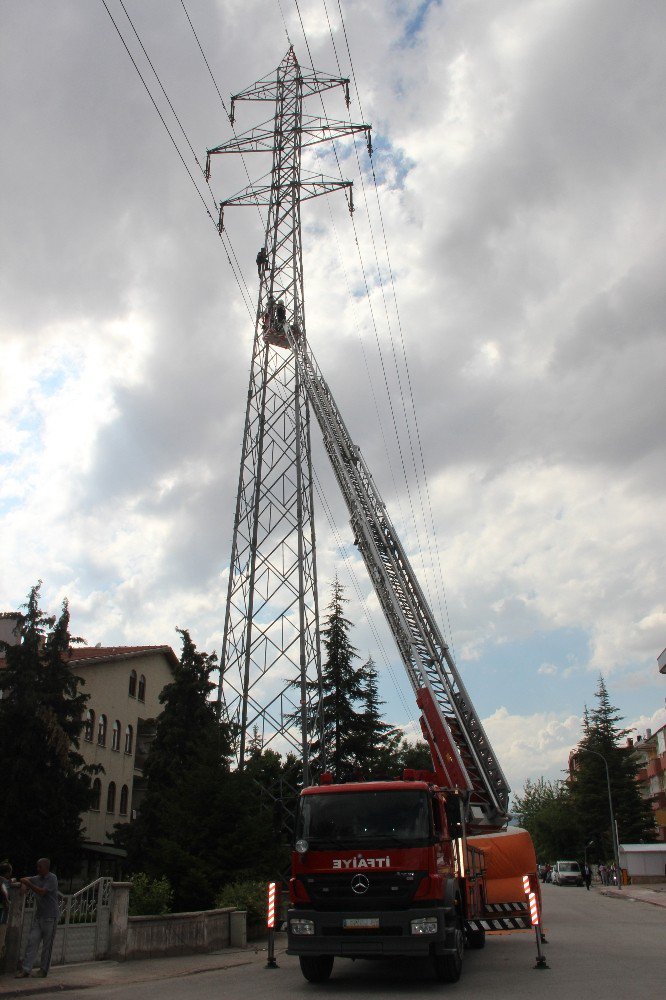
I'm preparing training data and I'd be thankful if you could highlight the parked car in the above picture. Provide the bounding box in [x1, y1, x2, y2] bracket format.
[551, 860, 583, 886]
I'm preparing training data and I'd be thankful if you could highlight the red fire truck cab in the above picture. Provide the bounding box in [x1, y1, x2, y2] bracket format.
[287, 775, 487, 983]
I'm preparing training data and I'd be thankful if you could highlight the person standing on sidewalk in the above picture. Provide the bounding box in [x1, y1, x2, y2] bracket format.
[15, 858, 59, 978]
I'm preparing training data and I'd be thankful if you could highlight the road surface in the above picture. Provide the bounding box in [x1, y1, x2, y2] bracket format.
[11, 883, 666, 1000]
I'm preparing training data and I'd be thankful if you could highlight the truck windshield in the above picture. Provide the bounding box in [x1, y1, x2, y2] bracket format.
[296, 790, 431, 848]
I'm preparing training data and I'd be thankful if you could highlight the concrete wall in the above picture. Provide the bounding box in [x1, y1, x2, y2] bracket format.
[125, 909, 236, 959]
[109, 882, 247, 961]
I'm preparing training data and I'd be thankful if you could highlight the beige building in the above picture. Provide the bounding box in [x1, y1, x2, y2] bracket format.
[1, 615, 177, 878]
[71, 645, 178, 876]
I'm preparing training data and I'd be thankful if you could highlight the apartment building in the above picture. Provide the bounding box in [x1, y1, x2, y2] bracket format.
[630, 722, 666, 842]
[1, 614, 178, 878]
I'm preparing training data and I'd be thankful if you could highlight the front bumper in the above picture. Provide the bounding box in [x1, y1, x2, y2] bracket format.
[286, 906, 457, 958]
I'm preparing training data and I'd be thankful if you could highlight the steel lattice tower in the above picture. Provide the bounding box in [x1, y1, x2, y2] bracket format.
[206, 49, 371, 787]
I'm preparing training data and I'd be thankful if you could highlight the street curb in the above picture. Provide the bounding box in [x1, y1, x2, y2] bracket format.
[599, 888, 666, 909]
[0, 958, 255, 998]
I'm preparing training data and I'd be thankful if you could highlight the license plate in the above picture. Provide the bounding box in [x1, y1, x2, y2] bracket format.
[343, 918, 380, 930]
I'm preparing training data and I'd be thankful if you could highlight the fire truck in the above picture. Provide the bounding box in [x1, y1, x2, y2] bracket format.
[279, 325, 540, 983]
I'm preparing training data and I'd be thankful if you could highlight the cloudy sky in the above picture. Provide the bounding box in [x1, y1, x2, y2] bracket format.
[2, 0, 665, 794]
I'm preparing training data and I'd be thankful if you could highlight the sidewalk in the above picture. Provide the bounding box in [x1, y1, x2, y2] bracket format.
[598, 883, 666, 909]
[0, 945, 272, 997]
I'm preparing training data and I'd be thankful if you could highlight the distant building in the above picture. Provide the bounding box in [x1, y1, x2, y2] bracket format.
[658, 647, 666, 675]
[629, 723, 666, 843]
[619, 843, 666, 884]
[1, 617, 178, 879]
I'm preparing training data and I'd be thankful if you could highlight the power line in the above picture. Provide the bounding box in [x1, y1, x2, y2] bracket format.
[179, 0, 266, 229]
[329, 0, 457, 656]
[99, 0, 255, 319]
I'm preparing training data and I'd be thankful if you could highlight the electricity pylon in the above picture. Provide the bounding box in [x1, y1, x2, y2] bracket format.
[207, 48, 371, 789]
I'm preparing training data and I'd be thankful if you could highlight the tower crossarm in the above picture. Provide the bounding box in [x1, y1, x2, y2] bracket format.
[207, 117, 371, 162]
[286, 330, 511, 830]
[217, 175, 353, 227]
[228, 59, 351, 123]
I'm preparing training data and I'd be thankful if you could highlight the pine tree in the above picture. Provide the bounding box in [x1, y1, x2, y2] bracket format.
[570, 676, 655, 858]
[352, 657, 402, 776]
[316, 578, 367, 778]
[0, 584, 94, 875]
[117, 629, 239, 910]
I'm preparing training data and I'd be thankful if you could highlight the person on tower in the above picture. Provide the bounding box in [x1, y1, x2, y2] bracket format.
[256, 246, 268, 275]
[276, 300, 286, 327]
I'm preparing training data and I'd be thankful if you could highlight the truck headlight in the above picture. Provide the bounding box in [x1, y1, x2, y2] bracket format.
[410, 916, 438, 935]
[290, 918, 315, 935]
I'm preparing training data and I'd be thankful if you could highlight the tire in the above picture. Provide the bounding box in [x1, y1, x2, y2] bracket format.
[466, 927, 486, 950]
[433, 924, 464, 983]
[299, 955, 334, 983]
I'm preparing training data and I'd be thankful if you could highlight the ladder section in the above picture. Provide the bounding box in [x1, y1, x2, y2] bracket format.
[290, 333, 510, 828]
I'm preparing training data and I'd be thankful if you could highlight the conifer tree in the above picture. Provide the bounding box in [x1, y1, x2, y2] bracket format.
[0, 584, 94, 874]
[570, 676, 655, 853]
[316, 578, 367, 777]
[117, 629, 239, 910]
[352, 657, 402, 776]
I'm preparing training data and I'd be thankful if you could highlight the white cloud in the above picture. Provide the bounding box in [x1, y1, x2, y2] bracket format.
[1, 0, 665, 778]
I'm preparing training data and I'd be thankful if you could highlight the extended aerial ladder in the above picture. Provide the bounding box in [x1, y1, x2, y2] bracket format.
[209, 49, 510, 835]
[281, 324, 510, 832]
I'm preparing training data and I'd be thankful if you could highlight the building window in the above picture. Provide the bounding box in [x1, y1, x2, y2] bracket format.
[112, 720, 121, 751]
[129, 670, 137, 697]
[106, 781, 116, 813]
[97, 714, 107, 747]
[91, 779, 101, 811]
[84, 709, 95, 742]
[124, 724, 134, 755]
[138, 674, 146, 702]
[119, 785, 129, 816]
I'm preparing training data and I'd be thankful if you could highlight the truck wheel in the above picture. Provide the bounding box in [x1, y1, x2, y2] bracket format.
[299, 955, 334, 983]
[466, 927, 485, 950]
[433, 924, 464, 983]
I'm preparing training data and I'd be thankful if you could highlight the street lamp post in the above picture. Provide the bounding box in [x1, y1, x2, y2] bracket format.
[577, 747, 622, 890]
[584, 839, 594, 866]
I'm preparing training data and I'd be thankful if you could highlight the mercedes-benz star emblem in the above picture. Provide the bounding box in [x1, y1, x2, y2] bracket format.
[351, 874, 370, 895]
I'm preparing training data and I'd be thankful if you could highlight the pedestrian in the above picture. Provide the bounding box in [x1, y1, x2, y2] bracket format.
[0, 863, 13, 957]
[598, 863, 607, 886]
[15, 858, 59, 979]
[582, 863, 592, 890]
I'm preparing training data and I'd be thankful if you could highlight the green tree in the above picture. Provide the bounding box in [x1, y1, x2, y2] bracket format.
[512, 778, 581, 860]
[116, 629, 238, 911]
[395, 739, 433, 773]
[570, 676, 655, 855]
[352, 657, 403, 776]
[0, 584, 94, 875]
[239, 743, 301, 876]
[315, 578, 368, 777]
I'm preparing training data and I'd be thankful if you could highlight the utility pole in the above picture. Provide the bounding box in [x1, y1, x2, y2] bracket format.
[207, 48, 371, 797]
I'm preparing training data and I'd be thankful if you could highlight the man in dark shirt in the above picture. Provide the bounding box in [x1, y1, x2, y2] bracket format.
[15, 859, 59, 978]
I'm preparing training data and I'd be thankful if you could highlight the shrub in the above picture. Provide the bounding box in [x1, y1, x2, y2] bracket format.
[128, 873, 174, 916]
[215, 879, 268, 925]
